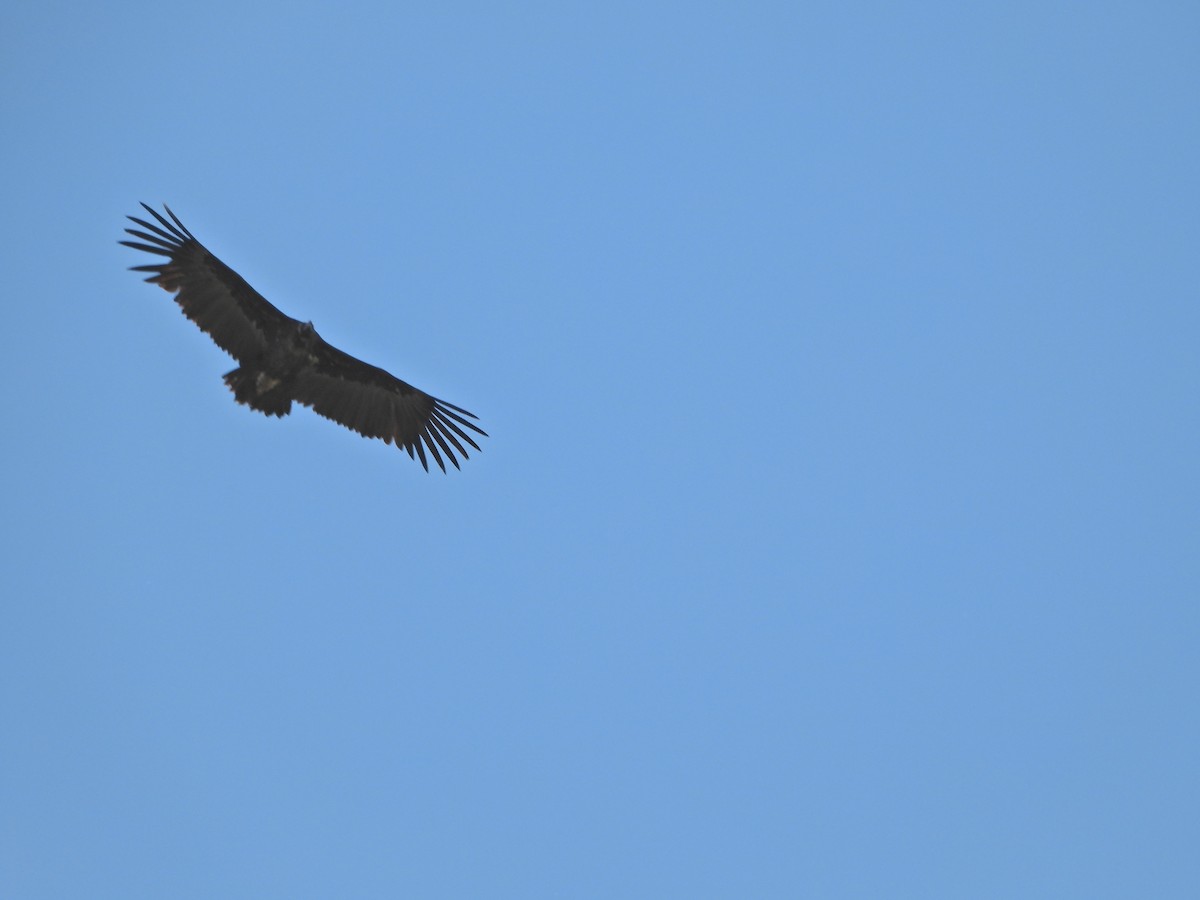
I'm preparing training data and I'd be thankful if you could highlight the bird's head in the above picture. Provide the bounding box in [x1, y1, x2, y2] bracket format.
[296, 320, 319, 346]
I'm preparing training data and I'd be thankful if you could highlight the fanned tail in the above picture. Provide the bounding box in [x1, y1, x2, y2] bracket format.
[223, 367, 292, 417]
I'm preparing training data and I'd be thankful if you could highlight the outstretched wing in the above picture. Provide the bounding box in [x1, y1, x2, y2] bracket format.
[120, 203, 299, 361]
[291, 340, 487, 472]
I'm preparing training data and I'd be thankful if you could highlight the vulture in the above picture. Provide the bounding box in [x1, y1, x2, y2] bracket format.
[120, 203, 485, 472]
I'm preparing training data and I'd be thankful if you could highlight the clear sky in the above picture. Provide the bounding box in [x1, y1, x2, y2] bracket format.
[2, 2, 1197, 897]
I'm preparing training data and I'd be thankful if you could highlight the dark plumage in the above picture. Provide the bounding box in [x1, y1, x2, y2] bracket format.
[120, 203, 486, 472]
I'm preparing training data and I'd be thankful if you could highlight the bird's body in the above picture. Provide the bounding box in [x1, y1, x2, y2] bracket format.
[224, 320, 322, 417]
[120, 204, 485, 471]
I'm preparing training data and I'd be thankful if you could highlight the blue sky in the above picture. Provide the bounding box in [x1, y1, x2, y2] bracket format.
[2, 2, 1197, 897]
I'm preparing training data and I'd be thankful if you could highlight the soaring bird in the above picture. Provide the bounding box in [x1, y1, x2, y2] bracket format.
[121, 203, 485, 472]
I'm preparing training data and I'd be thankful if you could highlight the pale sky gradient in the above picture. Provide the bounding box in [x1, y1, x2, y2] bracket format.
[2, 2, 1198, 897]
